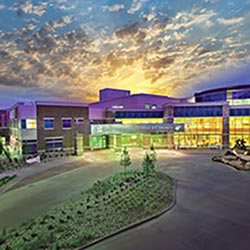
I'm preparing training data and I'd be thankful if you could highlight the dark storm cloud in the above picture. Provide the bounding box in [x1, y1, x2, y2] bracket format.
[116, 22, 139, 38]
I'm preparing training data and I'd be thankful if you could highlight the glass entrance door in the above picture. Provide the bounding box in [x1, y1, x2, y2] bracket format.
[121, 134, 142, 148]
[89, 135, 107, 149]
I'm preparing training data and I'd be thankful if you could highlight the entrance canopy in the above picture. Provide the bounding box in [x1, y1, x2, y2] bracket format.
[91, 123, 184, 135]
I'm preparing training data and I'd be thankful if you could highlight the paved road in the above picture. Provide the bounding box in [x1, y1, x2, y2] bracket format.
[1, 149, 250, 250]
[87, 150, 250, 250]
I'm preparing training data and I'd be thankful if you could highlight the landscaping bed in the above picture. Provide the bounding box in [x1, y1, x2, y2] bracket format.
[0, 170, 174, 250]
[0, 175, 17, 188]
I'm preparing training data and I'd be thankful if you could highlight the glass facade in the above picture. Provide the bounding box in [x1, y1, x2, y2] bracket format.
[232, 89, 250, 99]
[150, 134, 168, 147]
[174, 117, 223, 147]
[195, 91, 227, 102]
[174, 106, 222, 117]
[230, 108, 250, 116]
[229, 116, 250, 147]
[121, 134, 143, 147]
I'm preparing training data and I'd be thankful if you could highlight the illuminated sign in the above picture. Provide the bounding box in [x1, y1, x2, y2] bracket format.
[91, 123, 184, 135]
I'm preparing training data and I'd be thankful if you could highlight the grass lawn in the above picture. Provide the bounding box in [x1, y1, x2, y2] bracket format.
[0, 169, 174, 250]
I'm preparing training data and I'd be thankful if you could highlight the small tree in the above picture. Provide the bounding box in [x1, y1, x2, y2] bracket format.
[120, 147, 131, 172]
[142, 153, 153, 174]
[142, 151, 156, 174]
[150, 144, 157, 165]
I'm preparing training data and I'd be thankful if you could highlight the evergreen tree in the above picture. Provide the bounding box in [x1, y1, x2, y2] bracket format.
[150, 144, 157, 166]
[142, 153, 153, 174]
[120, 147, 131, 172]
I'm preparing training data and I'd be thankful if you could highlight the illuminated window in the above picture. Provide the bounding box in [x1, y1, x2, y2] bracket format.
[112, 105, 124, 109]
[21, 119, 37, 129]
[152, 104, 157, 109]
[44, 118, 54, 130]
[62, 118, 72, 129]
[145, 104, 150, 109]
[26, 119, 37, 129]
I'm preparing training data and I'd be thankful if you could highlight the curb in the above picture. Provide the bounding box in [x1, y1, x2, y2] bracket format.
[76, 179, 177, 250]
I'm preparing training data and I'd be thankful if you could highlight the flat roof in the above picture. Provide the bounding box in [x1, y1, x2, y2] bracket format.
[195, 84, 250, 96]
[36, 101, 89, 107]
[100, 88, 130, 92]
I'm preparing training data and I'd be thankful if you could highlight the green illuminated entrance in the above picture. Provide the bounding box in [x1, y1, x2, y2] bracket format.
[121, 134, 143, 147]
[150, 134, 168, 147]
[89, 135, 107, 149]
[107, 134, 169, 150]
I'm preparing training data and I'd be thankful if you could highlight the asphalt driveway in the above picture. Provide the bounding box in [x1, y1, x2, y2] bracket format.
[0, 149, 249, 250]
[88, 150, 250, 250]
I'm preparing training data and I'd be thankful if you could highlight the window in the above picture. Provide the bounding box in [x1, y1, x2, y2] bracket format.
[115, 111, 164, 119]
[44, 118, 54, 130]
[75, 117, 84, 125]
[22, 140, 37, 154]
[62, 118, 72, 129]
[173, 106, 223, 117]
[45, 137, 63, 151]
[112, 105, 124, 109]
[152, 104, 157, 109]
[26, 119, 37, 129]
[145, 104, 150, 109]
[21, 119, 26, 129]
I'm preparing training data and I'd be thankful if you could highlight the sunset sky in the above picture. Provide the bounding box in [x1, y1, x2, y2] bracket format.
[0, 0, 249, 107]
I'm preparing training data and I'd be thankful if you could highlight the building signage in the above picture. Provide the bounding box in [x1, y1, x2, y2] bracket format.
[91, 123, 184, 135]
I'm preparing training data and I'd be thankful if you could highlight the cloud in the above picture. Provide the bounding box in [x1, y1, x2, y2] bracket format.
[205, 0, 218, 3]
[12, 1, 49, 17]
[0, 1, 249, 102]
[0, 4, 5, 10]
[127, 0, 148, 15]
[217, 17, 244, 25]
[102, 4, 124, 12]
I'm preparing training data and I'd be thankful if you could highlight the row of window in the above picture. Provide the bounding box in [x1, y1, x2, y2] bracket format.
[174, 106, 223, 117]
[43, 117, 84, 130]
[232, 90, 250, 100]
[174, 117, 223, 134]
[230, 108, 250, 116]
[115, 111, 163, 119]
[195, 92, 227, 102]
[20, 118, 85, 130]
[229, 99, 250, 105]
